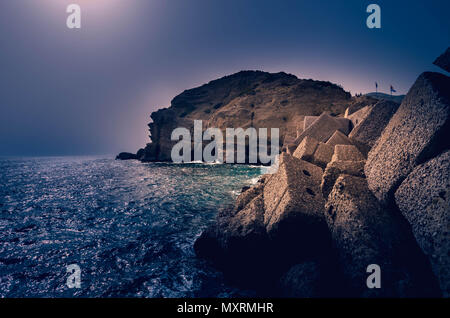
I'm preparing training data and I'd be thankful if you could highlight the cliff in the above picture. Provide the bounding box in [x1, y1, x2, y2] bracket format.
[133, 71, 353, 162]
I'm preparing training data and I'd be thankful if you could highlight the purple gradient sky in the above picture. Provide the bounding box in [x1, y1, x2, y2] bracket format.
[0, 0, 448, 155]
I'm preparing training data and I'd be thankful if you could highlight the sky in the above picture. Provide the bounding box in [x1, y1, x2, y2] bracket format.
[0, 0, 448, 156]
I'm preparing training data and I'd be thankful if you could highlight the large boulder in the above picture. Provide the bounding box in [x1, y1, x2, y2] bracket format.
[365, 72, 450, 205]
[325, 175, 440, 297]
[433, 47, 450, 73]
[349, 100, 400, 148]
[395, 150, 450, 297]
[263, 153, 329, 258]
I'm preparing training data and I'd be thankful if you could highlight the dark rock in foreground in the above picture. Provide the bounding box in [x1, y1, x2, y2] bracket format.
[263, 154, 329, 257]
[325, 175, 440, 297]
[115, 152, 138, 160]
[365, 72, 450, 205]
[433, 47, 450, 73]
[194, 153, 333, 288]
[279, 262, 322, 298]
[395, 150, 450, 297]
[193, 197, 271, 287]
[192, 54, 450, 297]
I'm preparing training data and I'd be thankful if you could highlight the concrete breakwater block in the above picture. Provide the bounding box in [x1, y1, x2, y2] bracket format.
[321, 160, 366, 198]
[433, 47, 450, 73]
[263, 153, 329, 257]
[293, 136, 319, 162]
[313, 143, 334, 169]
[395, 150, 450, 297]
[325, 175, 440, 297]
[347, 105, 372, 128]
[296, 120, 304, 138]
[286, 144, 297, 155]
[365, 72, 450, 205]
[344, 96, 378, 117]
[282, 135, 296, 153]
[333, 118, 352, 136]
[283, 135, 296, 146]
[234, 182, 264, 212]
[332, 144, 365, 162]
[349, 100, 399, 148]
[326, 130, 353, 148]
[194, 193, 270, 278]
[294, 113, 352, 147]
[293, 137, 333, 169]
[225, 194, 267, 253]
[304, 115, 351, 136]
[303, 116, 319, 131]
[348, 138, 372, 159]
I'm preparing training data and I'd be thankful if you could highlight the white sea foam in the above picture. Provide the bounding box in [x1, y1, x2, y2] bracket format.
[249, 177, 259, 184]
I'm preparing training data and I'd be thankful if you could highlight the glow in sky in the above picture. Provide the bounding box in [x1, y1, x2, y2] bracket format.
[0, 0, 448, 155]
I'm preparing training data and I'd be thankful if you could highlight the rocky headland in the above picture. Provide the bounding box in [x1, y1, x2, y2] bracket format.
[120, 49, 450, 297]
[119, 70, 371, 162]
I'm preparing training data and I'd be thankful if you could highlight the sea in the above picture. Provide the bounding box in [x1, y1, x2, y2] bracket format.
[0, 156, 266, 297]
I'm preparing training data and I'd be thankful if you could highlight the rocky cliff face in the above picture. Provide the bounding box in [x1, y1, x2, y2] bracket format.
[138, 71, 352, 162]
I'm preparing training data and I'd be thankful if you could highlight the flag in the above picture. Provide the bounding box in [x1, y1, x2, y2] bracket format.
[390, 85, 396, 93]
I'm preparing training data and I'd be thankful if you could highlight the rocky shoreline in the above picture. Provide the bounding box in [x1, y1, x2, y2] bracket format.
[194, 49, 450, 297]
[119, 49, 449, 297]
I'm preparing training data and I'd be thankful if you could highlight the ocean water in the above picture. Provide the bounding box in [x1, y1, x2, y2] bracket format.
[0, 156, 264, 297]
